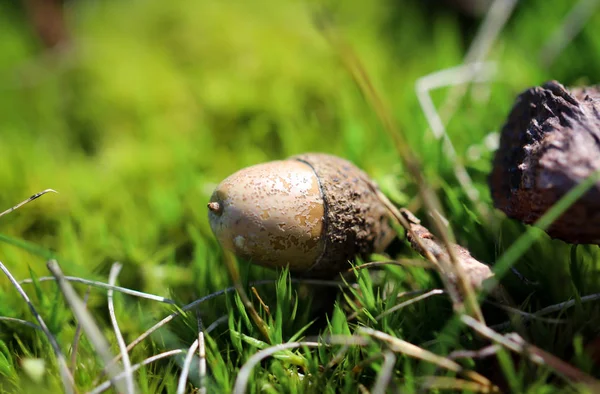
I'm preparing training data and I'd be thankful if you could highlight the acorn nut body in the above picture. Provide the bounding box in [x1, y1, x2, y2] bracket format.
[207, 153, 395, 278]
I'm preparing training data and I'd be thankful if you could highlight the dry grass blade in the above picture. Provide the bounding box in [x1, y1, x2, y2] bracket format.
[347, 289, 431, 322]
[98, 280, 274, 383]
[46, 259, 126, 393]
[107, 263, 136, 394]
[420, 376, 500, 393]
[346, 259, 434, 274]
[375, 289, 444, 320]
[461, 315, 600, 389]
[19, 276, 175, 304]
[448, 344, 502, 360]
[357, 327, 494, 389]
[198, 331, 206, 394]
[89, 349, 185, 394]
[415, 61, 496, 213]
[96, 277, 350, 385]
[371, 351, 396, 394]
[176, 338, 199, 394]
[0, 189, 58, 219]
[196, 309, 207, 394]
[0, 260, 75, 394]
[70, 286, 91, 374]
[437, 0, 517, 123]
[540, 0, 600, 66]
[319, 19, 485, 322]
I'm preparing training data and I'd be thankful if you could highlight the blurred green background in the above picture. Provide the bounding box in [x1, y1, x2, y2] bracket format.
[2, 0, 600, 313]
[1, 0, 600, 390]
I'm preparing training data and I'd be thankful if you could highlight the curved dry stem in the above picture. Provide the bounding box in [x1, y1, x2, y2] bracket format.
[47, 259, 124, 393]
[89, 349, 185, 394]
[357, 327, 494, 389]
[107, 263, 136, 394]
[176, 338, 200, 394]
[19, 275, 175, 304]
[0, 189, 58, 218]
[0, 316, 40, 330]
[0, 260, 75, 394]
[371, 351, 396, 394]
[70, 286, 91, 374]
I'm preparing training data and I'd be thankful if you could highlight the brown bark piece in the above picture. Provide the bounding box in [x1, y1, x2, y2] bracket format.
[490, 80, 600, 244]
[398, 209, 502, 299]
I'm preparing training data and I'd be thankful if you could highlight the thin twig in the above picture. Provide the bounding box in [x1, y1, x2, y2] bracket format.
[70, 286, 91, 374]
[0, 316, 40, 330]
[206, 315, 229, 334]
[485, 301, 566, 324]
[177, 339, 200, 394]
[0, 260, 75, 393]
[0, 189, 58, 218]
[535, 293, 600, 317]
[89, 349, 185, 394]
[491, 292, 600, 331]
[107, 263, 136, 394]
[47, 259, 125, 393]
[20, 276, 175, 304]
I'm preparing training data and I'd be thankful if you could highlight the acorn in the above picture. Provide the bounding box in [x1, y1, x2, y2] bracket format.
[207, 153, 396, 278]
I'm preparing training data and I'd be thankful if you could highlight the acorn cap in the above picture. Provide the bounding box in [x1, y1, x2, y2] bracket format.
[489, 81, 600, 244]
[292, 153, 395, 277]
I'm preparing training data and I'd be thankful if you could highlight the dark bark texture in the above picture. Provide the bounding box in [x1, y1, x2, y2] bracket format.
[490, 80, 600, 244]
